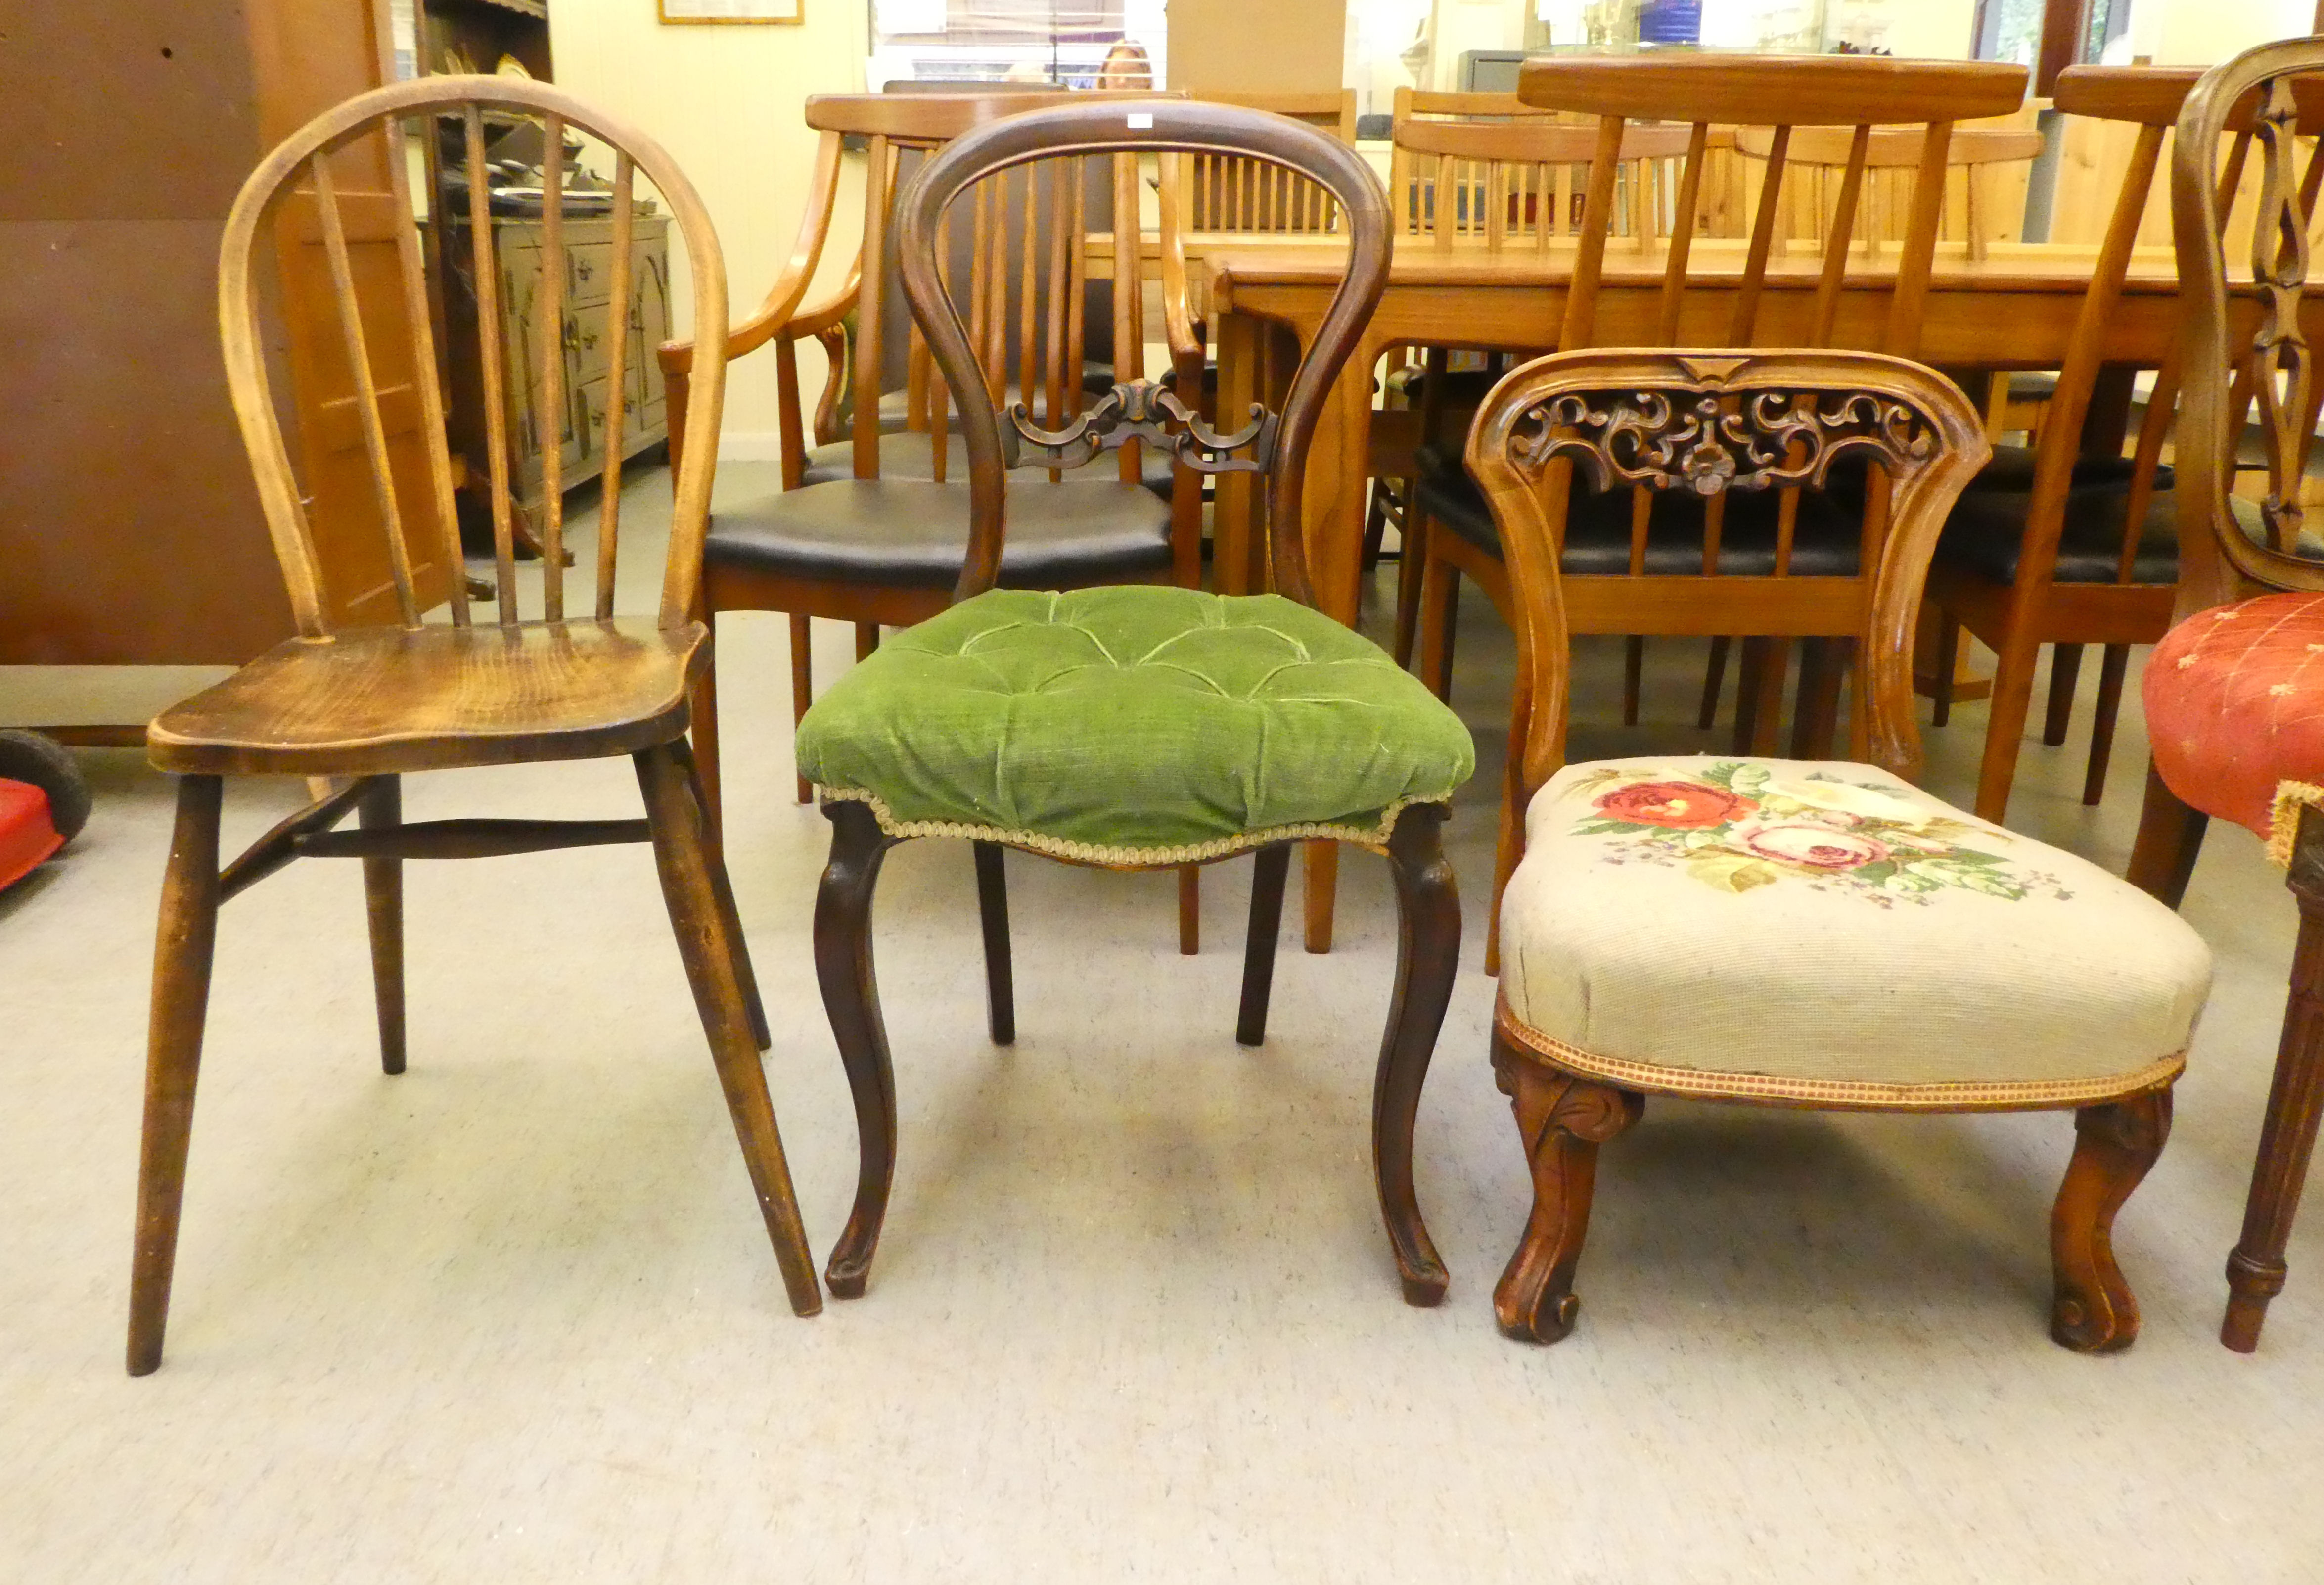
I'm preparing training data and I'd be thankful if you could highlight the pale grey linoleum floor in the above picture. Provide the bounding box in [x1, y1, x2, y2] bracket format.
[3, 463, 2321, 1581]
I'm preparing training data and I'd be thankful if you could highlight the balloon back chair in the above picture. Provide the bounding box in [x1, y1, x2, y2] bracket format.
[794, 100, 1478, 1306]
[1466, 347, 2211, 1351]
[128, 78, 821, 1375]
[2126, 37, 2324, 1352]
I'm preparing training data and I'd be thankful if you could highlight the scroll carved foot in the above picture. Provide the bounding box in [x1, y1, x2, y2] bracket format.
[1491, 1030, 1642, 1344]
[2050, 1087, 2172, 1352]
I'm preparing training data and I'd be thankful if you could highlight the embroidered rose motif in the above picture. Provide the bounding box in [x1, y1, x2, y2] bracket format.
[1732, 820, 1891, 870]
[1761, 775, 1941, 830]
[1594, 780, 1755, 829]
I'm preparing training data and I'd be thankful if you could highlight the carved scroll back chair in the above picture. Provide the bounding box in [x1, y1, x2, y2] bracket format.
[794, 100, 1475, 1307]
[2125, 39, 2324, 1352]
[1404, 53, 2030, 970]
[128, 78, 822, 1376]
[1469, 348, 2210, 1352]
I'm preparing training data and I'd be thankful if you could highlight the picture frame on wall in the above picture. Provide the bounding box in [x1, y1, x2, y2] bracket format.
[658, 0, 804, 23]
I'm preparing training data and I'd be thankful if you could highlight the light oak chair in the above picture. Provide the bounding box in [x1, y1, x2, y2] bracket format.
[797, 99, 1475, 1308]
[126, 78, 822, 1376]
[2126, 39, 2324, 1352]
[1402, 53, 2030, 970]
[1467, 347, 2211, 1351]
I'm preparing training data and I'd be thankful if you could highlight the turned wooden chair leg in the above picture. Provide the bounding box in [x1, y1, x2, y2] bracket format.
[1415, 540, 1460, 703]
[790, 612, 815, 806]
[1743, 638, 1789, 757]
[1392, 496, 1427, 669]
[1697, 636, 1731, 731]
[1790, 638, 1847, 760]
[1375, 806, 1461, 1305]
[815, 798, 901, 1299]
[635, 744, 821, 1317]
[1621, 636, 1645, 727]
[1975, 631, 2044, 824]
[1235, 843, 1290, 1046]
[2083, 643, 2130, 806]
[855, 622, 880, 660]
[972, 840, 1015, 1046]
[2050, 1086, 2171, 1352]
[2043, 643, 2085, 746]
[1178, 865, 1200, 956]
[2125, 761, 2209, 909]
[694, 615, 729, 834]
[1928, 612, 1959, 728]
[359, 775, 407, 1076]
[669, 735, 771, 1053]
[127, 774, 226, 1376]
[2224, 811, 2324, 1352]
[1490, 1031, 1643, 1344]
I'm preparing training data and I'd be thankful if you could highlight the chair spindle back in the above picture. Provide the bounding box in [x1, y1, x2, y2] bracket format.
[1391, 118, 1692, 251]
[220, 77, 727, 636]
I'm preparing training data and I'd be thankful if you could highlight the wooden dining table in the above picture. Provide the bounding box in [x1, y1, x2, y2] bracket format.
[1157, 232, 2206, 950]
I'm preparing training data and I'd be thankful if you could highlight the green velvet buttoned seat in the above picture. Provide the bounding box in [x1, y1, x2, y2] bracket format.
[797, 587, 1474, 861]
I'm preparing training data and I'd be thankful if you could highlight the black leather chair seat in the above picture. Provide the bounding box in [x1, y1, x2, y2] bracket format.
[1412, 449, 1864, 578]
[800, 430, 1182, 499]
[707, 478, 1173, 589]
[1935, 485, 2179, 586]
[1967, 444, 2167, 494]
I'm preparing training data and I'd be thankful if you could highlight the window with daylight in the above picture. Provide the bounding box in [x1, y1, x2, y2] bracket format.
[867, 0, 1169, 89]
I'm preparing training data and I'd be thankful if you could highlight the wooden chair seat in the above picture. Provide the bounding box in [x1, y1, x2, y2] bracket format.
[148, 617, 705, 777]
[707, 477, 1172, 590]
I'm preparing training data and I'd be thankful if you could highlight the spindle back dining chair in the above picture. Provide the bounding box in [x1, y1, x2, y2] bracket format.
[1403, 52, 2029, 969]
[127, 77, 822, 1376]
[794, 99, 1476, 1308]
[1466, 347, 2209, 1352]
[1732, 123, 2043, 263]
[1181, 88, 1355, 234]
[2123, 39, 2324, 1352]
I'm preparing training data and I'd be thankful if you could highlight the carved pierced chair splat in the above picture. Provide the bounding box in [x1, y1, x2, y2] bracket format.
[127, 77, 822, 1377]
[1401, 53, 2030, 971]
[2121, 40, 2324, 1354]
[798, 100, 1475, 1310]
[1469, 349, 2208, 1354]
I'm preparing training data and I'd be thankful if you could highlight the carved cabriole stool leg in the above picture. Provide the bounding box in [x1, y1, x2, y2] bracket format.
[816, 799, 901, 1299]
[127, 774, 226, 1376]
[1490, 1027, 1643, 1345]
[2224, 807, 2324, 1352]
[634, 744, 821, 1318]
[2050, 1086, 2172, 1352]
[358, 775, 407, 1075]
[1376, 806, 1461, 1305]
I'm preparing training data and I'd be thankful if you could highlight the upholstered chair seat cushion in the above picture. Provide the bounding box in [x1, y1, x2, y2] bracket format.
[1497, 755, 2211, 1105]
[707, 478, 1171, 589]
[796, 431, 1179, 498]
[795, 587, 1476, 859]
[2145, 591, 2324, 838]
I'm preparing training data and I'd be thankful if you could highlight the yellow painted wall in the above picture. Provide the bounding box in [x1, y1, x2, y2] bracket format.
[552, 1, 867, 458]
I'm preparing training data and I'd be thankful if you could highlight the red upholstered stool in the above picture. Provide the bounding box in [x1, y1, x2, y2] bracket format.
[2144, 590, 2324, 1351]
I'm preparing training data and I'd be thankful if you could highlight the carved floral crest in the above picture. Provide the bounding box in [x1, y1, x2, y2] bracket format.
[1507, 383, 1937, 498]
[1002, 376, 1278, 475]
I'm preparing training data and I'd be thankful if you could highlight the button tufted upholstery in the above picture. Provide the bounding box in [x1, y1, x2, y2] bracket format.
[795, 587, 1476, 856]
[1498, 755, 2211, 1102]
[2145, 591, 2324, 838]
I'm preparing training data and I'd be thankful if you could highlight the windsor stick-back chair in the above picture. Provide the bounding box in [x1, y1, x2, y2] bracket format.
[1402, 53, 2028, 970]
[127, 78, 822, 1376]
[1921, 67, 2324, 827]
[1181, 88, 1355, 234]
[2123, 39, 2324, 1352]
[1732, 123, 2043, 264]
[1467, 348, 2210, 1351]
[793, 99, 1475, 1307]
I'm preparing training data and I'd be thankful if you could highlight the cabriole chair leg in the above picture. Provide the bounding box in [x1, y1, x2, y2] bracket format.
[1490, 1030, 1643, 1344]
[1375, 805, 1461, 1305]
[127, 773, 225, 1377]
[2050, 1086, 2171, 1352]
[635, 743, 821, 1317]
[815, 798, 901, 1299]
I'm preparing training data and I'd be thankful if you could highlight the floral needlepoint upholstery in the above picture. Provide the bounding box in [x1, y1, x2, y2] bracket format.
[795, 587, 1476, 863]
[1496, 755, 2211, 1104]
[2145, 591, 2324, 845]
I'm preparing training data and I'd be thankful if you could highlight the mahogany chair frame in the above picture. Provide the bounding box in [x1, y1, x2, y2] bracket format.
[2124, 39, 2324, 1352]
[1468, 347, 2173, 1352]
[127, 78, 823, 1376]
[810, 100, 1466, 1309]
[1407, 53, 2029, 970]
